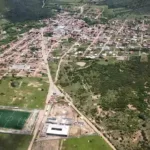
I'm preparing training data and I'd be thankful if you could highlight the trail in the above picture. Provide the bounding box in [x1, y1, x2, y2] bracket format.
[42, 0, 46, 8]
[79, 4, 87, 15]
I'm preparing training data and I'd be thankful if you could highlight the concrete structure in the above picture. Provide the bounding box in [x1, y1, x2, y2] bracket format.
[9, 64, 30, 71]
[46, 124, 69, 137]
[47, 117, 73, 125]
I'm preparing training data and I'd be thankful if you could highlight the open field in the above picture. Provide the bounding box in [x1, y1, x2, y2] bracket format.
[0, 77, 49, 109]
[62, 135, 112, 150]
[0, 133, 31, 150]
[0, 109, 30, 129]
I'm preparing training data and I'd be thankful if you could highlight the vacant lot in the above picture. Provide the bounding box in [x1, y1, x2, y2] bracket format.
[0, 77, 49, 109]
[0, 109, 30, 129]
[62, 135, 112, 150]
[0, 133, 31, 150]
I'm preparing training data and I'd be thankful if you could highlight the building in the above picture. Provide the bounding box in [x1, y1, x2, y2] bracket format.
[46, 124, 70, 137]
[9, 64, 30, 71]
[46, 117, 73, 125]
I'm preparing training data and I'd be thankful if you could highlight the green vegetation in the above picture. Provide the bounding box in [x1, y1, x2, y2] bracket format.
[62, 135, 112, 150]
[0, 109, 30, 129]
[0, 133, 31, 150]
[0, 21, 46, 46]
[0, 77, 48, 109]
[3, 0, 54, 22]
[58, 56, 150, 150]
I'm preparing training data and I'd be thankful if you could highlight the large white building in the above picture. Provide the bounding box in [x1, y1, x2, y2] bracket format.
[46, 124, 70, 137]
[9, 64, 30, 71]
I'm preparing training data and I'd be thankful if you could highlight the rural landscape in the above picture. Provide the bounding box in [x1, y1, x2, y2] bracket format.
[0, 0, 150, 150]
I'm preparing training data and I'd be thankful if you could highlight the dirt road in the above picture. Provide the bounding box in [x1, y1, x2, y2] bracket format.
[98, 20, 127, 57]
[58, 86, 116, 150]
[54, 40, 79, 83]
[83, 29, 104, 56]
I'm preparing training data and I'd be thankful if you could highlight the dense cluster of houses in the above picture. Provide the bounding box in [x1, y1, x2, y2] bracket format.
[0, 12, 150, 79]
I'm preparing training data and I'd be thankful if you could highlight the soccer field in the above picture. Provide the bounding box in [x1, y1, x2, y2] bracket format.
[0, 109, 30, 129]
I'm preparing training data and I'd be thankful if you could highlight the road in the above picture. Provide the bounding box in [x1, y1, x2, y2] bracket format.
[95, 8, 104, 20]
[139, 20, 145, 56]
[42, 0, 46, 8]
[79, 4, 87, 15]
[58, 86, 116, 150]
[98, 20, 127, 57]
[28, 22, 121, 150]
[54, 40, 80, 83]
[82, 29, 104, 57]
[28, 28, 56, 150]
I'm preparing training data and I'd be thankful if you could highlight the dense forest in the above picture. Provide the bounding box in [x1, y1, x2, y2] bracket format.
[105, 0, 149, 8]
[0, 0, 54, 22]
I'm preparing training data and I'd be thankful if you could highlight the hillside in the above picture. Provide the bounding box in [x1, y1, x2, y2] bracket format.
[0, 0, 55, 22]
[105, 0, 150, 8]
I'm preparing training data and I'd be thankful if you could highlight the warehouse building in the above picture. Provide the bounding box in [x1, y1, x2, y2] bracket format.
[46, 117, 73, 125]
[46, 124, 70, 137]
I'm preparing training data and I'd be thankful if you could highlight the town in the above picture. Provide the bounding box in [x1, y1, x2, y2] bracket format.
[0, 10, 150, 79]
[0, 2, 150, 150]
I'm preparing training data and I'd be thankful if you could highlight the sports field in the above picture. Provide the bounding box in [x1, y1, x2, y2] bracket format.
[0, 77, 49, 108]
[0, 109, 30, 129]
[62, 135, 112, 150]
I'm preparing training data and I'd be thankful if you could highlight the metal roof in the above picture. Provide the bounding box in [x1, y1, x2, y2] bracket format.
[46, 124, 69, 136]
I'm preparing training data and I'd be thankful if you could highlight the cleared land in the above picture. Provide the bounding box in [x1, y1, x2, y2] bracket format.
[0, 133, 31, 150]
[62, 135, 112, 150]
[0, 77, 48, 109]
[0, 109, 30, 129]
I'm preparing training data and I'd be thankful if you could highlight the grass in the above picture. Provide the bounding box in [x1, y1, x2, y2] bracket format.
[0, 133, 31, 150]
[0, 77, 49, 109]
[62, 135, 112, 150]
[0, 109, 30, 129]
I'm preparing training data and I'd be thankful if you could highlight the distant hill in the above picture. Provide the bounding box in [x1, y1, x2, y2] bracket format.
[105, 0, 150, 9]
[1, 0, 53, 22]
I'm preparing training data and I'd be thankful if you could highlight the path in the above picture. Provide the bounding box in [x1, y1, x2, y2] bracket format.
[79, 4, 87, 15]
[42, 0, 46, 8]
[54, 40, 79, 83]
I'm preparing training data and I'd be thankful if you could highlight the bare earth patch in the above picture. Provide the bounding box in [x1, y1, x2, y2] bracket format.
[132, 130, 142, 143]
[76, 62, 86, 67]
[128, 104, 137, 110]
[28, 82, 42, 87]
[32, 140, 60, 150]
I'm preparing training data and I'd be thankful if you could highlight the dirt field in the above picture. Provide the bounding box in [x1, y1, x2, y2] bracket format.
[76, 62, 86, 67]
[32, 139, 60, 150]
